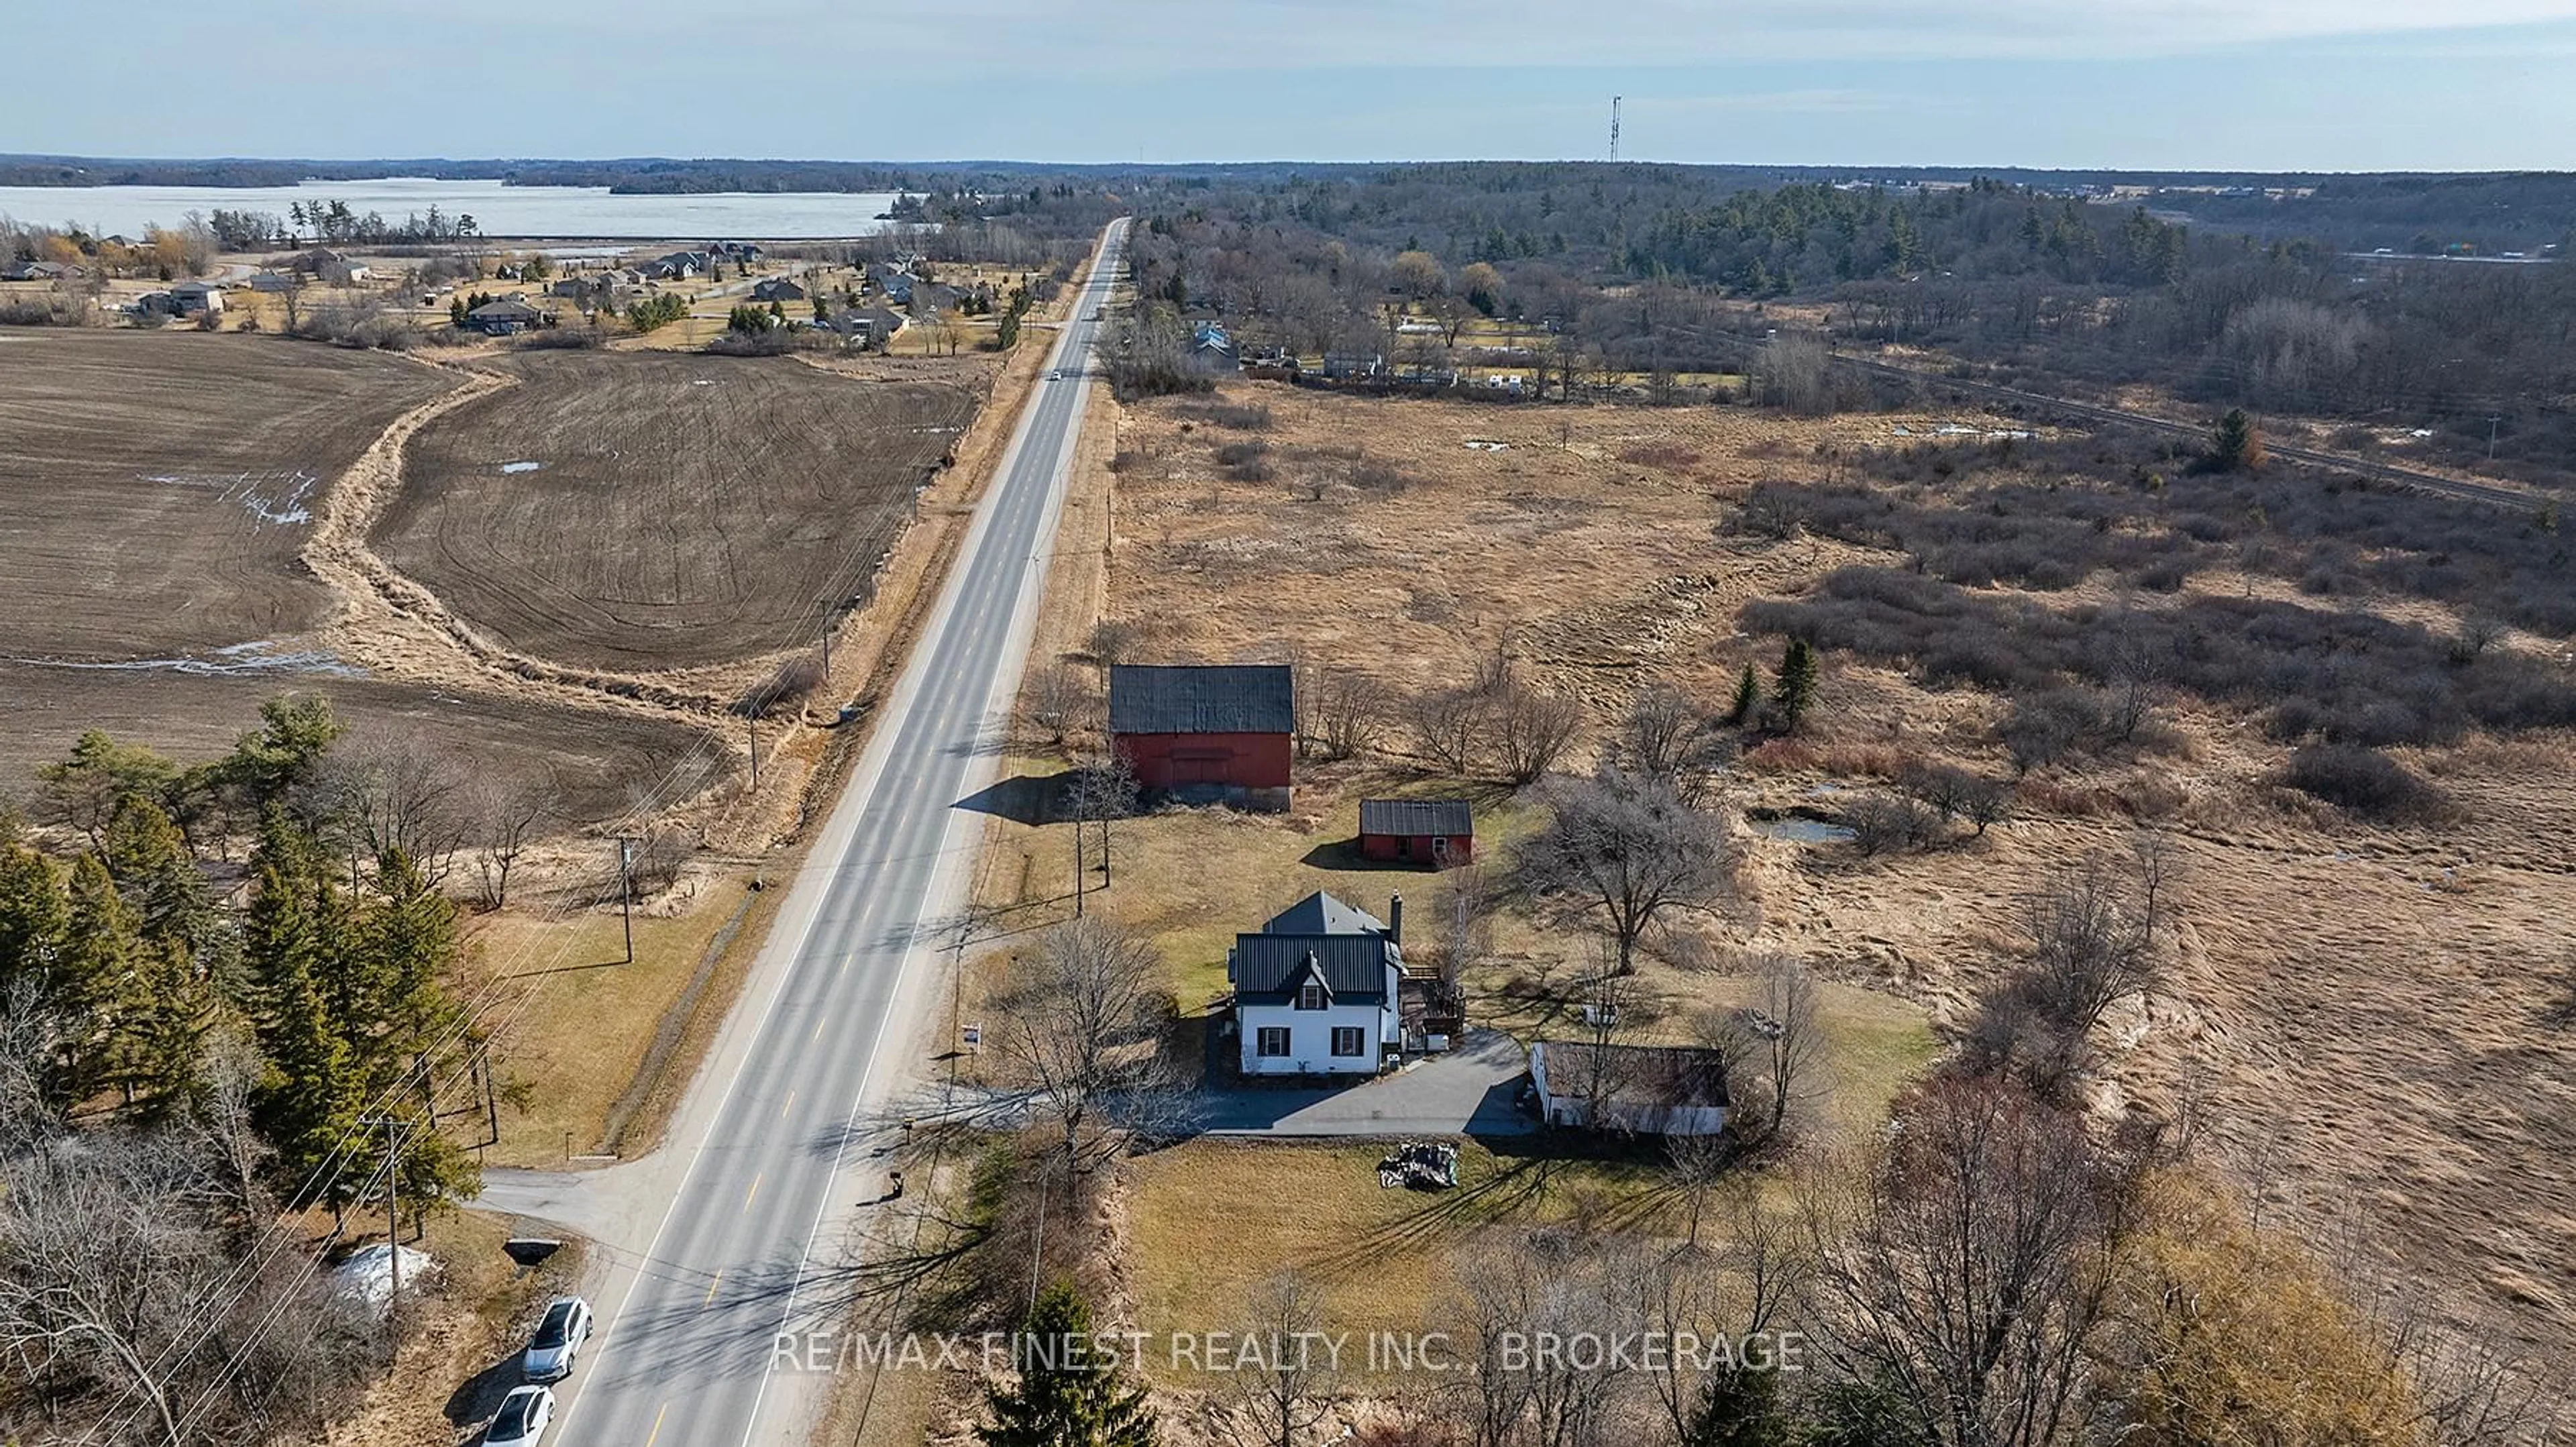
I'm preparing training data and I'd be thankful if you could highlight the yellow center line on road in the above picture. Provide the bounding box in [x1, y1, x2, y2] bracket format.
[701, 1270, 722, 1307]
[644, 1402, 669, 1446]
[743, 1173, 763, 1214]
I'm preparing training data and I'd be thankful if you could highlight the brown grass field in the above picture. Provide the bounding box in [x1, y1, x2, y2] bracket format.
[1087, 383, 2576, 1374]
[378, 350, 977, 672]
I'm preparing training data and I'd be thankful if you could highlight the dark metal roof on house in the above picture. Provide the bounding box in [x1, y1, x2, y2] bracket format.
[1359, 798, 1473, 838]
[1262, 890, 1383, 938]
[1231, 933, 1395, 1005]
[1108, 665, 1294, 737]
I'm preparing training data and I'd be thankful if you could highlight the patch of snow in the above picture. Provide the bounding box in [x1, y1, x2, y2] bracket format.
[499, 460, 544, 474]
[1463, 439, 1509, 451]
[331, 1244, 439, 1314]
[691, 378, 718, 386]
[8, 639, 360, 678]
[143, 468, 321, 525]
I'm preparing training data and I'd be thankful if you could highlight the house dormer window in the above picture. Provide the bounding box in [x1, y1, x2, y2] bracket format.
[1297, 981, 1326, 1010]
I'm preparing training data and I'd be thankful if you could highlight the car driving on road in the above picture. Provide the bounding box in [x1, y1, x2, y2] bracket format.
[484, 1384, 555, 1447]
[521, 1296, 592, 1383]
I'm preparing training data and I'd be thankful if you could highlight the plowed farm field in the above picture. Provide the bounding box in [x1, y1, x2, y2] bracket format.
[378, 350, 976, 672]
[0, 331, 708, 822]
[0, 329, 454, 659]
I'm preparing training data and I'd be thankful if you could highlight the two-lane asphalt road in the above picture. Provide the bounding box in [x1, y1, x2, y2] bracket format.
[547, 219, 1128, 1447]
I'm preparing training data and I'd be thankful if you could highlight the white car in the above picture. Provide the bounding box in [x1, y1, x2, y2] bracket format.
[1046, 369, 1062, 381]
[521, 1295, 592, 1382]
[484, 1384, 554, 1447]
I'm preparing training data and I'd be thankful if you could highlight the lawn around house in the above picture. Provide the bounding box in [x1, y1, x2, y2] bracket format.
[1123, 1138, 1666, 1382]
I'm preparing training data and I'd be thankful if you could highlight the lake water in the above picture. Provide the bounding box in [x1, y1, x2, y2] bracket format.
[0, 178, 903, 240]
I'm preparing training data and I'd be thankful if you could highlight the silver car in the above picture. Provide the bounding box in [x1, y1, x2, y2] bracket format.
[484, 1384, 555, 1447]
[521, 1295, 592, 1383]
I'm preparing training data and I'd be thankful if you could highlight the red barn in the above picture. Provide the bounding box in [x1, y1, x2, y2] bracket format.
[1108, 664, 1295, 812]
[1358, 798, 1475, 867]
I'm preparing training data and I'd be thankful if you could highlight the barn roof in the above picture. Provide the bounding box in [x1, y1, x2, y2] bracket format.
[1359, 798, 1473, 837]
[1230, 933, 1395, 1005]
[1108, 664, 1293, 737]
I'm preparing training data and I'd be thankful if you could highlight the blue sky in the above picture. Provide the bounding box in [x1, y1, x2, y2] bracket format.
[8, 1, 2575, 170]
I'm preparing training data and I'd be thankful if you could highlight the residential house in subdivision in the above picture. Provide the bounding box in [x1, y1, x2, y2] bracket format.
[465, 297, 545, 335]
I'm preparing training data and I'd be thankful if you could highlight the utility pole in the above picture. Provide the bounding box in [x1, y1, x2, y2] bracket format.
[2489, 415, 2503, 460]
[1609, 96, 1621, 164]
[616, 836, 636, 963]
[748, 715, 761, 791]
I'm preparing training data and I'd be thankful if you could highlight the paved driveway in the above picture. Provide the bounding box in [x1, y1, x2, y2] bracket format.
[1195, 1028, 1533, 1137]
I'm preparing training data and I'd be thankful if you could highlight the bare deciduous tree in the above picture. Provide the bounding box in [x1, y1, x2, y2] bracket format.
[1085, 619, 1143, 669]
[1518, 767, 1735, 975]
[1493, 688, 1582, 787]
[1025, 664, 1095, 750]
[468, 779, 550, 911]
[1212, 1271, 1342, 1447]
[1618, 686, 1729, 804]
[1811, 1077, 2144, 1447]
[1405, 688, 1489, 776]
[1705, 953, 1825, 1146]
[299, 733, 470, 886]
[1454, 1230, 1648, 1447]
[1304, 669, 1384, 762]
[991, 918, 1183, 1171]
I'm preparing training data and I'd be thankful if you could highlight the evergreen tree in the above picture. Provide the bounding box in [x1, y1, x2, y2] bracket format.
[356, 849, 464, 1095]
[61, 854, 146, 1104]
[38, 729, 178, 847]
[2210, 407, 2265, 472]
[1727, 663, 1763, 727]
[0, 840, 70, 987]
[1684, 1365, 1794, 1447]
[1774, 639, 1819, 733]
[225, 694, 344, 806]
[99, 795, 219, 957]
[244, 811, 363, 1216]
[979, 1281, 1157, 1447]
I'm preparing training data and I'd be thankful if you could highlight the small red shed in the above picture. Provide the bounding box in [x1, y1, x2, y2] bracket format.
[1109, 664, 1295, 812]
[1358, 798, 1475, 867]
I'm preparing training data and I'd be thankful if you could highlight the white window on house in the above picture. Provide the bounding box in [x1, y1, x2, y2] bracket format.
[1256, 1026, 1291, 1057]
[1431, 835, 1451, 860]
[1330, 1026, 1366, 1057]
[1297, 982, 1326, 1010]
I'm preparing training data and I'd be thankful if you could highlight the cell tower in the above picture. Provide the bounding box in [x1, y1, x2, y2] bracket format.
[1610, 97, 1622, 162]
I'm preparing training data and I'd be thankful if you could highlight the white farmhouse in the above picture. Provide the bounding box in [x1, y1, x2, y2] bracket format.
[1226, 890, 1405, 1076]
